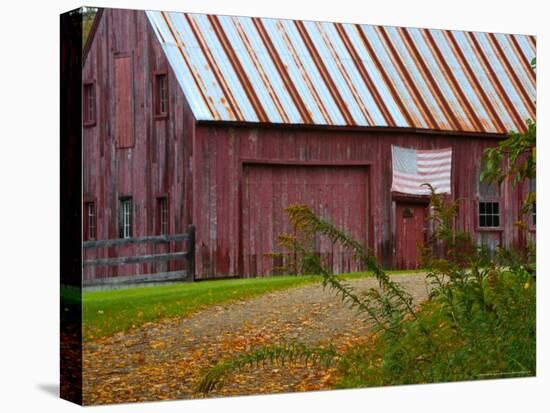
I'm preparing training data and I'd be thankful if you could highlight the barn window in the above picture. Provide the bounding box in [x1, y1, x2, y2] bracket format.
[157, 197, 169, 235]
[478, 202, 500, 228]
[119, 197, 133, 239]
[154, 73, 168, 118]
[84, 202, 96, 240]
[477, 170, 501, 229]
[83, 82, 96, 126]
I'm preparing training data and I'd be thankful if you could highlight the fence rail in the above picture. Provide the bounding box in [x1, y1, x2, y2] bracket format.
[83, 251, 190, 267]
[82, 233, 190, 249]
[83, 225, 195, 288]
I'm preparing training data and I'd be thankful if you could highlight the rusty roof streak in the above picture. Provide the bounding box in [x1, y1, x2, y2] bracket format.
[145, 10, 535, 134]
[353, 25, 417, 127]
[507, 34, 536, 87]
[185, 14, 245, 121]
[445, 30, 508, 133]
[467, 32, 526, 132]
[423, 29, 485, 132]
[252, 18, 313, 124]
[294, 20, 356, 126]
[399, 27, 462, 131]
[335, 23, 396, 126]
[313, 21, 376, 126]
[208, 15, 269, 123]
[275, 20, 334, 124]
[376, 26, 439, 129]
[488, 33, 535, 118]
[159, 12, 218, 120]
[230, 17, 291, 124]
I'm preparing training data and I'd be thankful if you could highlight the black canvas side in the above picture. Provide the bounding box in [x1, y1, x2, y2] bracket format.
[60, 8, 83, 405]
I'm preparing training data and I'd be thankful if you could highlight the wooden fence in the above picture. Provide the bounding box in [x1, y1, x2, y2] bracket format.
[82, 225, 195, 287]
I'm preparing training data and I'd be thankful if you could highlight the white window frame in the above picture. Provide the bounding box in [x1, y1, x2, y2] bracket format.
[158, 197, 168, 235]
[87, 202, 96, 240]
[120, 198, 132, 239]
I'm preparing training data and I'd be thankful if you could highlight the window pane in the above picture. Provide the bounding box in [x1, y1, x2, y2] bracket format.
[478, 201, 500, 229]
[479, 203, 486, 214]
[157, 197, 167, 235]
[84, 83, 95, 124]
[89, 203, 95, 239]
[120, 198, 132, 238]
[480, 215, 486, 227]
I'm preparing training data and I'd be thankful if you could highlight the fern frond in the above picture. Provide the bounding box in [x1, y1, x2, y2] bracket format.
[196, 343, 339, 394]
[285, 204, 417, 321]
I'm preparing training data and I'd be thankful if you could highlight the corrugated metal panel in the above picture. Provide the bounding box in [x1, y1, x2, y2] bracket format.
[145, 10, 536, 133]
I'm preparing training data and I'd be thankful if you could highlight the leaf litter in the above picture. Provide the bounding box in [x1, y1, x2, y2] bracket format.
[83, 274, 427, 404]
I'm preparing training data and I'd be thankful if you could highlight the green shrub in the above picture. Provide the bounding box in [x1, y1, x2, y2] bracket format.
[337, 187, 535, 387]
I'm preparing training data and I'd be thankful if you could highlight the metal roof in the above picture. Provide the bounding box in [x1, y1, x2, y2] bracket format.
[146, 10, 536, 134]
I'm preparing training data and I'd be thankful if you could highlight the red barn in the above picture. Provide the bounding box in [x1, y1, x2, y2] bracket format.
[82, 8, 536, 283]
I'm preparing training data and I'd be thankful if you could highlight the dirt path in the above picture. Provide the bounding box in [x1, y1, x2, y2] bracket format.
[83, 274, 429, 405]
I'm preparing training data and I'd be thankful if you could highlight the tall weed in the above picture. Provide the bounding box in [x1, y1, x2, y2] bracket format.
[196, 189, 535, 393]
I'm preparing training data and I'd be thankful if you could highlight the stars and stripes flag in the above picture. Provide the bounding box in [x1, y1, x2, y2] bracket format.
[391, 145, 452, 195]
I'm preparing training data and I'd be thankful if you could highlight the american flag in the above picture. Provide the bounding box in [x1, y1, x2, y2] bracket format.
[391, 145, 452, 195]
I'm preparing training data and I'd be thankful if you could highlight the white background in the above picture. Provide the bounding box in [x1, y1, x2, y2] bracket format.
[0, 0, 548, 411]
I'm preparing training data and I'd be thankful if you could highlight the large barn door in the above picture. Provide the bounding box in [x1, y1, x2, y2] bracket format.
[395, 202, 427, 269]
[242, 164, 369, 276]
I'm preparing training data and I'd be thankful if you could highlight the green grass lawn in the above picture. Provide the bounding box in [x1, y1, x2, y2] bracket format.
[83, 275, 313, 340]
[82, 270, 423, 341]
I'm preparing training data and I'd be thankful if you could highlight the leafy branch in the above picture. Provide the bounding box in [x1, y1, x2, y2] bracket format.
[481, 58, 536, 216]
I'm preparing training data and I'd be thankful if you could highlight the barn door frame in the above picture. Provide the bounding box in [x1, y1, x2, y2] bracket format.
[391, 193, 430, 269]
[113, 51, 136, 149]
[239, 159, 373, 276]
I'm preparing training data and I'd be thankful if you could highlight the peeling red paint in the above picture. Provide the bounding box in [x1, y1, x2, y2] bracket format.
[83, 9, 535, 281]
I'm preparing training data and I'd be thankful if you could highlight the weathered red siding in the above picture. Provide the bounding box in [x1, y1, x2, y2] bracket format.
[242, 164, 369, 275]
[82, 9, 532, 281]
[114, 55, 134, 148]
[395, 202, 427, 269]
[192, 123, 528, 278]
[82, 9, 195, 281]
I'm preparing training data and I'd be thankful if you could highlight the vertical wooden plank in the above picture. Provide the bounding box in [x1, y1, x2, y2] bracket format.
[83, 9, 530, 281]
[395, 202, 428, 269]
[83, 9, 196, 281]
[241, 164, 369, 275]
[114, 55, 134, 148]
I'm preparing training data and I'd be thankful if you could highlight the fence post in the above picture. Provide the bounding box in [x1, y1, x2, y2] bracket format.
[188, 224, 196, 281]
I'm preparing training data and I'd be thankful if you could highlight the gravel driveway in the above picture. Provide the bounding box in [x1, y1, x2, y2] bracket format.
[83, 273, 429, 405]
